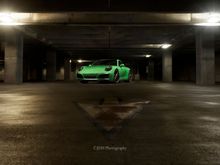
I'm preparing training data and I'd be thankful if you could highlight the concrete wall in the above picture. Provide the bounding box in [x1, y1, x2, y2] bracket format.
[216, 54, 220, 83]
[173, 51, 196, 82]
[173, 51, 220, 83]
[23, 46, 45, 82]
[138, 58, 162, 81]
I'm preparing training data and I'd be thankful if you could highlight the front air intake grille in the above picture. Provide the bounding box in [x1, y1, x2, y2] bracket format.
[83, 74, 97, 78]
[99, 74, 109, 78]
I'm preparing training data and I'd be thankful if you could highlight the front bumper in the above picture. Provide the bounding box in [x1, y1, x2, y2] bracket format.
[77, 73, 112, 81]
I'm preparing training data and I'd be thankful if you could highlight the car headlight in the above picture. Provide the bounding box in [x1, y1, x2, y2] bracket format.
[78, 66, 84, 71]
[105, 66, 112, 71]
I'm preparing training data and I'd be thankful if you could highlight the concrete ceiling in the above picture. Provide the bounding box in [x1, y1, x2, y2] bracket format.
[0, 0, 219, 12]
[1, 0, 220, 58]
[24, 25, 194, 57]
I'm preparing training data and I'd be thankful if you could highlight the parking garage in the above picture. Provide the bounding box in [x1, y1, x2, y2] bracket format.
[1, 1, 220, 164]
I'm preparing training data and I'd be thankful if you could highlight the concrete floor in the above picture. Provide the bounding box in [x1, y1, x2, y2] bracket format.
[0, 81, 220, 165]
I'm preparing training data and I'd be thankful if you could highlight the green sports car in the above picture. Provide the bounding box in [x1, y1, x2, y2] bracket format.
[77, 59, 132, 83]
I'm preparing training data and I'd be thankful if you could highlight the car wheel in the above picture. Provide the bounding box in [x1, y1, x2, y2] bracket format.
[113, 70, 120, 83]
[126, 72, 132, 82]
[80, 80, 88, 84]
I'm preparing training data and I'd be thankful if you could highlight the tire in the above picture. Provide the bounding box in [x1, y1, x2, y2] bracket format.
[113, 70, 120, 83]
[125, 72, 132, 82]
[80, 80, 88, 84]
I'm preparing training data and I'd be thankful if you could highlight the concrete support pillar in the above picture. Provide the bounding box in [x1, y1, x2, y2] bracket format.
[46, 50, 56, 81]
[4, 31, 23, 83]
[135, 63, 140, 80]
[162, 50, 172, 82]
[147, 61, 154, 80]
[64, 59, 71, 81]
[148, 61, 155, 81]
[196, 27, 215, 85]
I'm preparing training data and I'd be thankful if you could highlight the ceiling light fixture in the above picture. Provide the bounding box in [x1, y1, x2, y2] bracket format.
[0, 12, 30, 26]
[207, 12, 220, 23]
[195, 12, 220, 26]
[77, 59, 83, 63]
[0, 13, 14, 23]
[145, 54, 152, 58]
[196, 22, 220, 26]
[0, 12, 19, 25]
[161, 44, 172, 49]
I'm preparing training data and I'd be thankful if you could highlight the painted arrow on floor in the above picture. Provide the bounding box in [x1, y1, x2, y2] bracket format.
[77, 97, 150, 133]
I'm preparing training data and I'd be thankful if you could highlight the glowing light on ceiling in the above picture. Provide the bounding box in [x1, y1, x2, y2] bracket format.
[0, 13, 14, 24]
[77, 59, 83, 63]
[161, 44, 172, 49]
[145, 54, 152, 58]
[141, 44, 173, 49]
[195, 12, 220, 26]
[0, 12, 30, 25]
[207, 13, 220, 23]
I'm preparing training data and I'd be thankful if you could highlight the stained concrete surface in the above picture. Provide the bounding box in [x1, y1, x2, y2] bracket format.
[0, 81, 220, 165]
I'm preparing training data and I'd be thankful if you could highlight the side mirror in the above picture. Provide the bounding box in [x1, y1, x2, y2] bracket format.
[120, 64, 125, 67]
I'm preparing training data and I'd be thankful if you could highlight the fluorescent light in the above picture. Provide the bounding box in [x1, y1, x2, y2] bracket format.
[0, 13, 13, 23]
[0, 12, 19, 25]
[195, 23, 220, 26]
[195, 12, 220, 26]
[77, 59, 82, 63]
[161, 44, 172, 49]
[207, 12, 220, 23]
[0, 12, 30, 26]
[145, 54, 152, 58]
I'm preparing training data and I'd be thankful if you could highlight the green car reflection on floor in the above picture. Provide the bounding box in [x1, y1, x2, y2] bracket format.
[77, 59, 132, 83]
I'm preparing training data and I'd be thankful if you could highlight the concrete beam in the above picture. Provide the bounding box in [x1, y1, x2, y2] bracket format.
[0, 12, 218, 26]
[196, 27, 215, 85]
[4, 29, 23, 83]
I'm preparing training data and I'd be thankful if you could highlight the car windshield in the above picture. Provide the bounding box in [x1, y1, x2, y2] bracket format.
[92, 60, 117, 66]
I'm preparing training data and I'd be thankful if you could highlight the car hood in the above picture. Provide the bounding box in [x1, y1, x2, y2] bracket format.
[79, 65, 112, 73]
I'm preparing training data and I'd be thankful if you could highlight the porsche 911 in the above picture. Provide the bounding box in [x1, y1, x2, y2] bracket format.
[76, 59, 132, 83]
